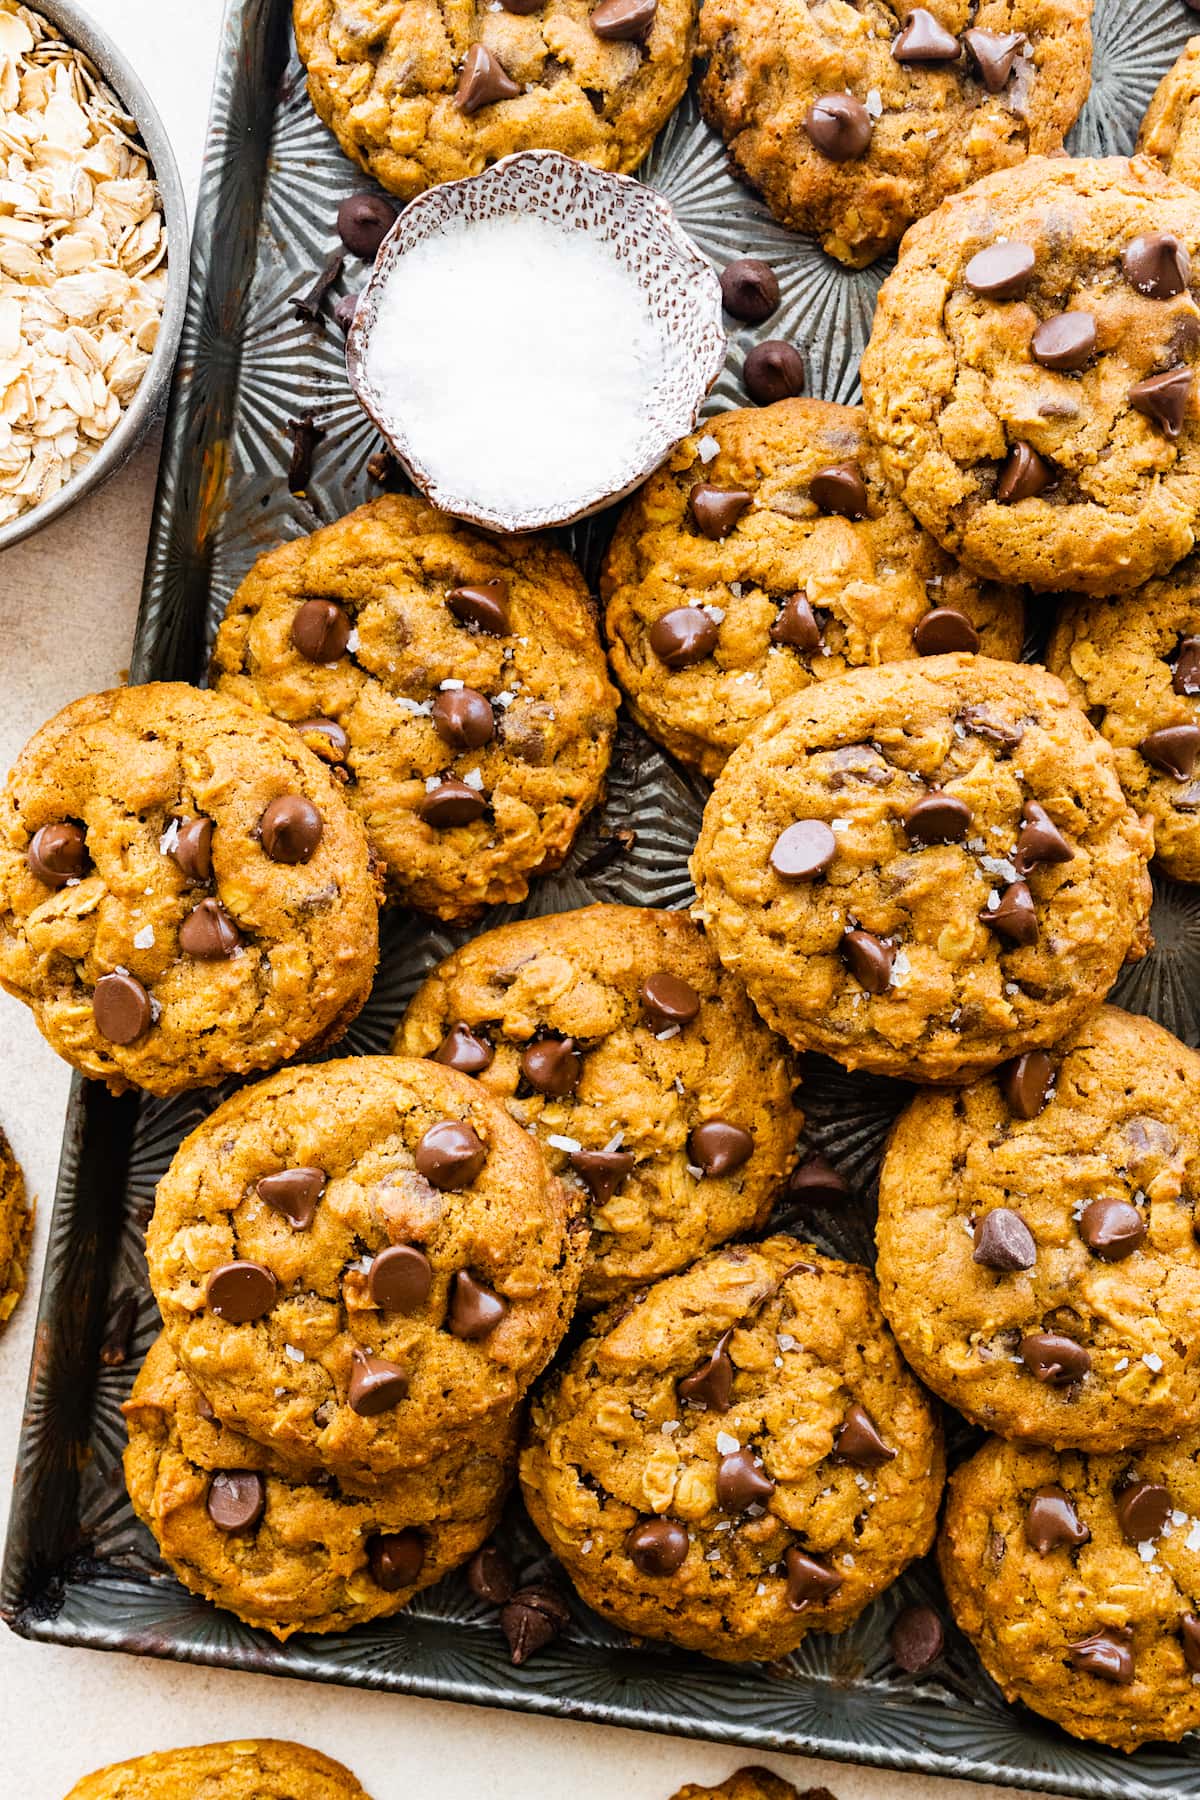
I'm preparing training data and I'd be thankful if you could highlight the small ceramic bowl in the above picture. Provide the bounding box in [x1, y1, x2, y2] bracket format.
[346, 149, 727, 535]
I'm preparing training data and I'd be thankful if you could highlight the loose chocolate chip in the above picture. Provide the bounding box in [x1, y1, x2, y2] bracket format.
[369, 1244, 434, 1313]
[257, 1166, 325, 1230]
[1069, 1630, 1134, 1684]
[295, 717, 349, 764]
[692, 484, 752, 539]
[999, 1049, 1054, 1120]
[979, 879, 1038, 945]
[743, 340, 805, 405]
[803, 93, 872, 160]
[286, 413, 323, 495]
[996, 442, 1052, 504]
[1025, 1484, 1090, 1553]
[1116, 1479, 1171, 1544]
[642, 970, 700, 1030]
[93, 971, 151, 1044]
[521, 1036, 583, 1097]
[1182, 1614, 1200, 1673]
[771, 594, 822, 650]
[171, 816, 213, 882]
[835, 1401, 896, 1467]
[626, 1517, 689, 1575]
[904, 790, 971, 844]
[1139, 723, 1200, 779]
[1079, 1197, 1145, 1262]
[973, 1207, 1037, 1271]
[786, 1547, 843, 1609]
[448, 1270, 508, 1339]
[348, 1348, 408, 1415]
[568, 1147, 636, 1204]
[468, 1543, 517, 1605]
[1129, 366, 1193, 436]
[206, 1260, 277, 1323]
[962, 26, 1025, 89]
[291, 597, 351, 663]
[717, 1448, 776, 1512]
[890, 1604, 945, 1672]
[689, 1119, 754, 1177]
[1013, 800, 1074, 875]
[500, 1584, 570, 1664]
[678, 1330, 734, 1411]
[913, 607, 980, 655]
[1019, 1330, 1091, 1384]
[1173, 636, 1200, 696]
[432, 687, 495, 751]
[179, 898, 242, 961]
[27, 821, 86, 887]
[448, 583, 511, 635]
[649, 606, 719, 669]
[719, 257, 780, 324]
[810, 462, 868, 519]
[414, 1119, 487, 1190]
[99, 1289, 138, 1368]
[455, 43, 519, 113]
[841, 928, 894, 993]
[1123, 233, 1191, 300]
[1030, 311, 1096, 371]
[367, 1528, 425, 1590]
[787, 1154, 849, 1204]
[420, 779, 488, 827]
[336, 192, 398, 259]
[590, 0, 656, 38]
[432, 1021, 494, 1075]
[206, 1471, 266, 1533]
[892, 8, 960, 61]
[259, 795, 323, 864]
[290, 248, 345, 325]
[333, 291, 360, 335]
[964, 242, 1035, 299]
[770, 819, 837, 880]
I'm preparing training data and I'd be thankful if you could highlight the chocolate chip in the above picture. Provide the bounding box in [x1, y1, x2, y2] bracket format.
[626, 1517, 689, 1575]
[810, 462, 868, 519]
[835, 1402, 896, 1467]
[841, 928, 894, 993]
[170, 816, 213, 882]
[1130, 366, 1193, 437]
[771, 594, 822, 650]
[964, 242, 1035, 299]
[468, 1543, 516, 1605]
[958, 704, 1024, 748]
[179, 898, 242, 960]
[786, 1154, 849, 1204]
[590, 0, 656, 38]
[419, 779, 488, 827]
[913, 607, 980, 655]
[1025, 1485, 1089, 1553]
[892, 8, 960, 61]
[1079, 1197, 1145, 1263]
[286, 413, 323, 495]
[1116, 1479, 1171, 1544]
[99, 1289, 138, 1367]
[678, 1330, 734, 1411]
[1123, 233, 1190, 300]
[93, 971, 151, 1044]
[295, 717, 349, 764]
[501, 0, 544, 11]
[521, 1036, 582, 1097]
[27, 821, 86, 887]
[432, 688, 495, 751]
[1182, 1614, 1200, 1673]
[369, 1244, 434, 1313]
[1174, 636, 1200, 696]
[206, 1471, 266, 1533]
[1019, 1330, 1090, 1384]
[348, 1348, 408, 1415]
[367, 1528, 425, 1591]
[1030, 311, 1096, 371]
[336, 192, 398, 259]
[1139, 723, 1200, 779]
[803, 93, 872, 160]
[770, 819, 837, 880]
[448, 582, 511, 635]
[292, 598, 351, 663]
[1013, 800, 1074, 875]
[785, 1547, 843, 1609]
[1068, 1630, 1134, 1684]
[743, 340, 805, 405]
[999, 1050, 1053, 1120]
[206, 1260, 277, 1323]
[717, 1448, 776, 1512]
[290, 248, 345, 324]
[996, 442, 1052, 504]
[333, 292, 360, 335]
[448, 1270, 508, 1339]
[259, 795, 323, 864]
[414, 1119, 487, 1190]
[979, 879, 1037, 945]
[642, 970, 700, 1030]
[455, 43, 519, 112]
[889, 1604, 945, 1672]
[432, 1021, 494, 1075]
[691, 484, 752, 539]
[649, 606, 719, 668]
[500, 1584, 570, 1664]
[719, 258, 780, 324]
[962, 26, 1025, 89]
[904, 790, 971, 844]
[973, 1207, 1037, 1271]
[257, 1166, 325, 1229]
[568, 1147, 636, 1203]
[688, 1119, 754, 1176]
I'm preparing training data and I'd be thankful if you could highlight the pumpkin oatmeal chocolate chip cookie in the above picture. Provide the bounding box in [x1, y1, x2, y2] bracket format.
[520, 1237, 944, 1662]
[697, 0, 1091, 269]
[602, 398, 1024, 778]
[878, 1007, 1200, 1449]
[123, 1333, 516, 1638]
[65, 1738, 371, 1800]
[146, 1056, 583, 1481]
[941, 1432, 1200, 1749]
[0, 683, 379, 1098]
[1046, 561, 1200, 882]
[861, 156, 1200, 594]
[212, 495, 617, 923]
[690, 656, 1153, 1084]
[1138, 38, 1200, 194]
[292, 0, 696, 202]
[0, 1126, 31, 1330]
[395, 905, 802, 1305]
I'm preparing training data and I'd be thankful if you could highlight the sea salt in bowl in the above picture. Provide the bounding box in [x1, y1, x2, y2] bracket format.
[346, 150, 726, 534]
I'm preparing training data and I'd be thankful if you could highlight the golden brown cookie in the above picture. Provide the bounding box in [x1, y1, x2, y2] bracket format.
[146, 1055, 583, 1481]
[877, 1006, 1200, 1449]
[601, 399, 1024, 778]
[395, 905, 802, 1304]
[0, 1125, 31, 1330]
[0, 683, 380, 1097]
[1138, 38, 1200, 193]
[520, 1237, 945, 1662]
[698, 0, 1091, 269]
[941, 1432, 1200, 1749]
[691, 655, 1153, 1083]
[861, 156, 1200, 594]
[670, 1772, 826, 1800]
[1046, 560, 1200, 881]
[293, 0, 696, 202]
[212, 495, 617, 923]
[123, 1333, 516, 1638]
[64, 1738, 370, 1800]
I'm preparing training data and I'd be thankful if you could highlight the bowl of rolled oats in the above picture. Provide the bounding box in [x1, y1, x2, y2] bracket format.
[0, 0, 186, 549]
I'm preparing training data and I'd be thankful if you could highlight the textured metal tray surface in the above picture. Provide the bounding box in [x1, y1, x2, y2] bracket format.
[5, 0, 1200, 1793]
